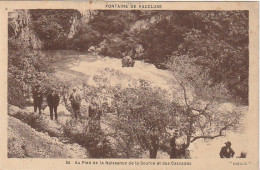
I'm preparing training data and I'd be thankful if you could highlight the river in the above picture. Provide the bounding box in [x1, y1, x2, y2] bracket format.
[42, 50, 178, 91]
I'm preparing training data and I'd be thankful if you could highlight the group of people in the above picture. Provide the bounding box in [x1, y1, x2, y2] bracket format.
[32, 85, 82, 120]
[148, 127, 246, 159]
[33, 85, 246, 159]
[149, 128, 187, 159]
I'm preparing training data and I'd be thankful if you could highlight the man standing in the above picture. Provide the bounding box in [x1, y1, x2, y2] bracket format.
[149, 128, 159, 159]
[170, 130, 178, 159]
[33, 85, 43, 114]
[170, 130, 186, 159]
[69, 88, 82, 119]
[220, 141, 235, 158]
[47, 88, 60, 120]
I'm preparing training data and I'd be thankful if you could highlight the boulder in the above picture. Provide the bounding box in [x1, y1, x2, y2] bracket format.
[122, 56, 135, 67]
[88, 46, 95, 52]
[8, 105, 22, 116]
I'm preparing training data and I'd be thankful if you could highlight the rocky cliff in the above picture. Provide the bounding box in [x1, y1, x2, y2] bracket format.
[68, 10, 98, 39]
[8, 9, 43, 49]
[8, 9, 97, 49]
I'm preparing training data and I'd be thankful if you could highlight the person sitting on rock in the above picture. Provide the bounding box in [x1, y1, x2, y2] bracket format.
[219, 141, 235, 158]
[47, 88, 60, 120]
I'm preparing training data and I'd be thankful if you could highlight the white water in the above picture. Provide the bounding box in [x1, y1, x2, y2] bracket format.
[70, 56, 178, 91]
[65, 54, 250, 159]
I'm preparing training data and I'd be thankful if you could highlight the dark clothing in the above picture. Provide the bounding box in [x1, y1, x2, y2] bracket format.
[220, 146, 235, 158]
[170, 136, 185, 159]
[34, 101, 42, 114]
[72, 102, 81, 119]
[88, 106, 101, 119]
[170, 136, 177, 159]
[47, 92, 60, 120]
[150, 148, 158, 159]
[33, 88, 43, 114]
[47, 93, 60, 107]
[149, 134, 159, 158]
[49, 106, 58, 120]
[69, 91, 81, 119]
[88, 106, 102, 132]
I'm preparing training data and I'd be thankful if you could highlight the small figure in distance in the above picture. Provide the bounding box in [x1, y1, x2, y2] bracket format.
[47, 88, 60, 120]
[69, 87, 82, 119]
[32, 84, 43, 114]
[237, 151, 247, 158]
[219, 141, 235, 158]
[149, 128, 159, 159]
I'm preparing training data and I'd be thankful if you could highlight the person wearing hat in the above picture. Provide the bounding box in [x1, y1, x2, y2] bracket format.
[69, 87, 82, 119]
[219, 141, 235, 158]
[32, 84, 43, 114]
[169, 129, 187, 159]
[47, 88, 60, 120]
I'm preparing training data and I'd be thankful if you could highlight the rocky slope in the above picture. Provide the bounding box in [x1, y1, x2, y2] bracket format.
[8, 116, 88, 158]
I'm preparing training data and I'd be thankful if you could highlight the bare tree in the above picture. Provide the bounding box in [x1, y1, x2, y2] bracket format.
[167, 55, 243, 151]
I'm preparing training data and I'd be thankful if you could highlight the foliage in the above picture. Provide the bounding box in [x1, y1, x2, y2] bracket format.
[8, 46, 54, 107]
[22, 10, 249, 104]
[167, 54, 243, 149]
[8, 10, 248, 158]
[171, 11, 249, 104]
[99, 33, 143, 59]
[58, 65, 243, 158]
[90, 11, 136, 35]
[109, 85, 173, 158]
[67, 24, 102, 51]
[63, 119, 114, 158]
[95, 10, 248, 103]
[29, 9, 81, 49]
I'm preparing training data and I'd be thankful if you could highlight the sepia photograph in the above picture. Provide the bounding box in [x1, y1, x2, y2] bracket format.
[0, 1, 258, 169]
[7, 9, 250, 159]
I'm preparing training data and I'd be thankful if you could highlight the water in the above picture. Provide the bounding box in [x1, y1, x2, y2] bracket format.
[44, 50, 250, 159]
[44, 50, 179, 91]
[70, 56, 177, 90]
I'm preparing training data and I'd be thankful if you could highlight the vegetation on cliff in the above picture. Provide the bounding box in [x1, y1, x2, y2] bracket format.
[8, 9, 248, 158]
[9, 10, 247, 104]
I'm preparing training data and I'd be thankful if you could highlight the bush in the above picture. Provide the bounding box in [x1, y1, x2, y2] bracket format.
[63, 118, 114, 158]
[68, 26, 101, 51]
[8, 48, 53, 108]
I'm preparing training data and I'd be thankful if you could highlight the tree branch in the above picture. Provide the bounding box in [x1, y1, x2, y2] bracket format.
[191, 102, 211, 117]
[190, 124, 232, 143]
[179, 82, 190, 111]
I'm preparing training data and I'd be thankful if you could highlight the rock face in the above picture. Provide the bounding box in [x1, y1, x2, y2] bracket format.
[122, 56, 135, 67]
[68, 10, 98, 39]
[8, 9, 42, 49]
